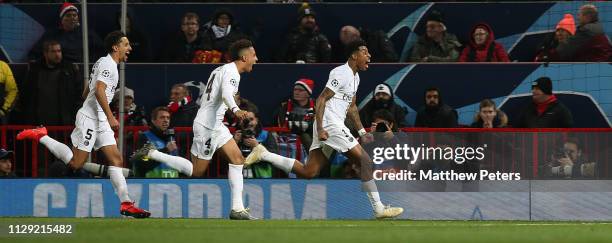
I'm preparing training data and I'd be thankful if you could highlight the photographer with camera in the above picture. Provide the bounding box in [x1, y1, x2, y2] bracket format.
[543, 137, 597, 179]
[131, 106, 181, 178]
[234, 111, 279, 178]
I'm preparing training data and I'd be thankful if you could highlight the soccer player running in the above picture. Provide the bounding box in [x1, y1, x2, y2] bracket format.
[247, 39, 403, 219]
[131, 39, 258, 220]
[17, 31, 150, 218]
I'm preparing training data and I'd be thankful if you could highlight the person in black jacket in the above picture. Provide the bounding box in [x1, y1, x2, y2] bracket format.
[276, 4, 331, 63]
[28, 2, 103, 63]
[336, 25, 398, 63]
[360, 83, 407, 128]
[22, 40, 82, 126]
[415, 87, 458, 128]
[514, 77, 573, 128]
[168, 84, 199, 128]
[160, 12, 210, 63]
[201, 9, 250, 63]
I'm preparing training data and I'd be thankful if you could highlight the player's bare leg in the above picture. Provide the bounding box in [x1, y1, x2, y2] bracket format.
[190, 154, 210, 177]
[344, 144, 403, 219]
[100, 145, 151, 218]
[217, 139, 257, 220]
[290, 148, 329, 179]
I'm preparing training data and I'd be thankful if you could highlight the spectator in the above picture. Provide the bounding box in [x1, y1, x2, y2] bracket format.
[470, 99, 508, 128]
[0, 60, 17, 124]
[201, 9, 250, 63]
[160, 12, 209, 62]
[168, 84, 199, 127]
[112, 10, 151, 62]
[131, 107, 180, 178]
[273, 78, 316, 151]
[111, 87, 147, 126]
[535, 14, 576, 62]
[276, 4, 332, 63]
[554, 4, 612, 61]
[360, 83, 407, 128]
[459, 23, 510, 62]
[415, 87, 458, 128]
[22, 40, 81, 126]
[28, 2, 103, 63]
[234, 111, 278, 178]
[543, 138, 597, 178]
[410, 10, 461, 62]
[0, 148, 16, 178]
[335, 25, 398, 62]
[514, 77, 573, 128]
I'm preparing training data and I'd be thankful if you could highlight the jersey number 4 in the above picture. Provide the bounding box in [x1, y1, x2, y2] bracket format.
[204, 74, 216, 101]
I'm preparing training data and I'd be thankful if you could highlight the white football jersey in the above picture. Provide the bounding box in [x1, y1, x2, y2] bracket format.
[322, 63, 359, 127]
[79, 54, 118, 121]
[194, 62, 241, 129]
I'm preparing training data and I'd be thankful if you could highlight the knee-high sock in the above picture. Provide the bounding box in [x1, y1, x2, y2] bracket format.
[148, 150, 193, 176]
[228, 164, 245, 211]
[39, 136, 73, 164]
[261, 151, 295, 173]
[108, 166, 131, 202]
[362, 179, 384, 213]
[82, 163, 130, 177]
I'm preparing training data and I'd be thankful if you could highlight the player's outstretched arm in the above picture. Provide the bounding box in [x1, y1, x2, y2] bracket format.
[94, 81, 119, 130]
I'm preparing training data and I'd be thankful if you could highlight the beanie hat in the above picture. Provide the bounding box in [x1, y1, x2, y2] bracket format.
[294, 78, 314, 95]
[59, 2, 78, 18]
[532, 77, 553, 95]
[374, 83, 392, 97]
[298, 3, 316, 21]
[556, 14, 576, 35]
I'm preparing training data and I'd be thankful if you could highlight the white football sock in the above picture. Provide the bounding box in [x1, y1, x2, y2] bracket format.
[39, 136, 73, 164]
[228, 164, 245, 211]
[82, 163, 130, 177]
[108, 166, 131, 202]
[261, 151, 295, 173]
[362, 179, 384, 214]
[148, 150, 193, 176]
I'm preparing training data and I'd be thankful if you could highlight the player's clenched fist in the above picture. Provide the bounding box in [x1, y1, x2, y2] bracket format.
[234, 110, 248, 120]
[318, 128, 329, 141]
[109, 117, 120, 131]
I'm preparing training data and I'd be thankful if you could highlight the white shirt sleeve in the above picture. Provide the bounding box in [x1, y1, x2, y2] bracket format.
[95, 61, 115, 86]
[325, 70, 342, 94]
[221, 72, 239, 112]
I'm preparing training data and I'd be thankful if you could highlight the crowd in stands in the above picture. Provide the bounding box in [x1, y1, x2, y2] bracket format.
[0, 2, 609, 179]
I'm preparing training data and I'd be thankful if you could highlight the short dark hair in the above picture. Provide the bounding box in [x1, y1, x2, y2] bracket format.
[425, 87, 439, 94]
[171, 83, 190, 96]
[182, 12, 200, 25]
[104, 30, 126, 54]
[564, 137, 582, 151]
[228, 39, 253, 61]
[43, 40, 61, 53]
[151, 106, 170, 121]
[345, 38, 367, 59]
[372, 109, 397, 131]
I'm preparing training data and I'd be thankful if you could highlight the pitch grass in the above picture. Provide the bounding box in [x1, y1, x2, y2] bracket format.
[1, 218, 612, 243]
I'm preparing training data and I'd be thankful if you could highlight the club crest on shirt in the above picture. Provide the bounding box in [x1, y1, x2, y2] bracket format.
[331, 79, 339, 87]
[230, 79, 237, 87]
[102, 70, 110, 78]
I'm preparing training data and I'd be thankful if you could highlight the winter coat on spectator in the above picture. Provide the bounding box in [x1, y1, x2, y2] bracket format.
[554, 20, 612, 61]
[459, 23, 510, 62]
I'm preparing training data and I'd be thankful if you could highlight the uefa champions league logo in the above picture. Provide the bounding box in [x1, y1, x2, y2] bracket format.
[183, 81, 206, 106]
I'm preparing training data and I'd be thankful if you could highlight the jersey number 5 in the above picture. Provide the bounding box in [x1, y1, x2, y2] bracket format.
[204, 74, 216, 101]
